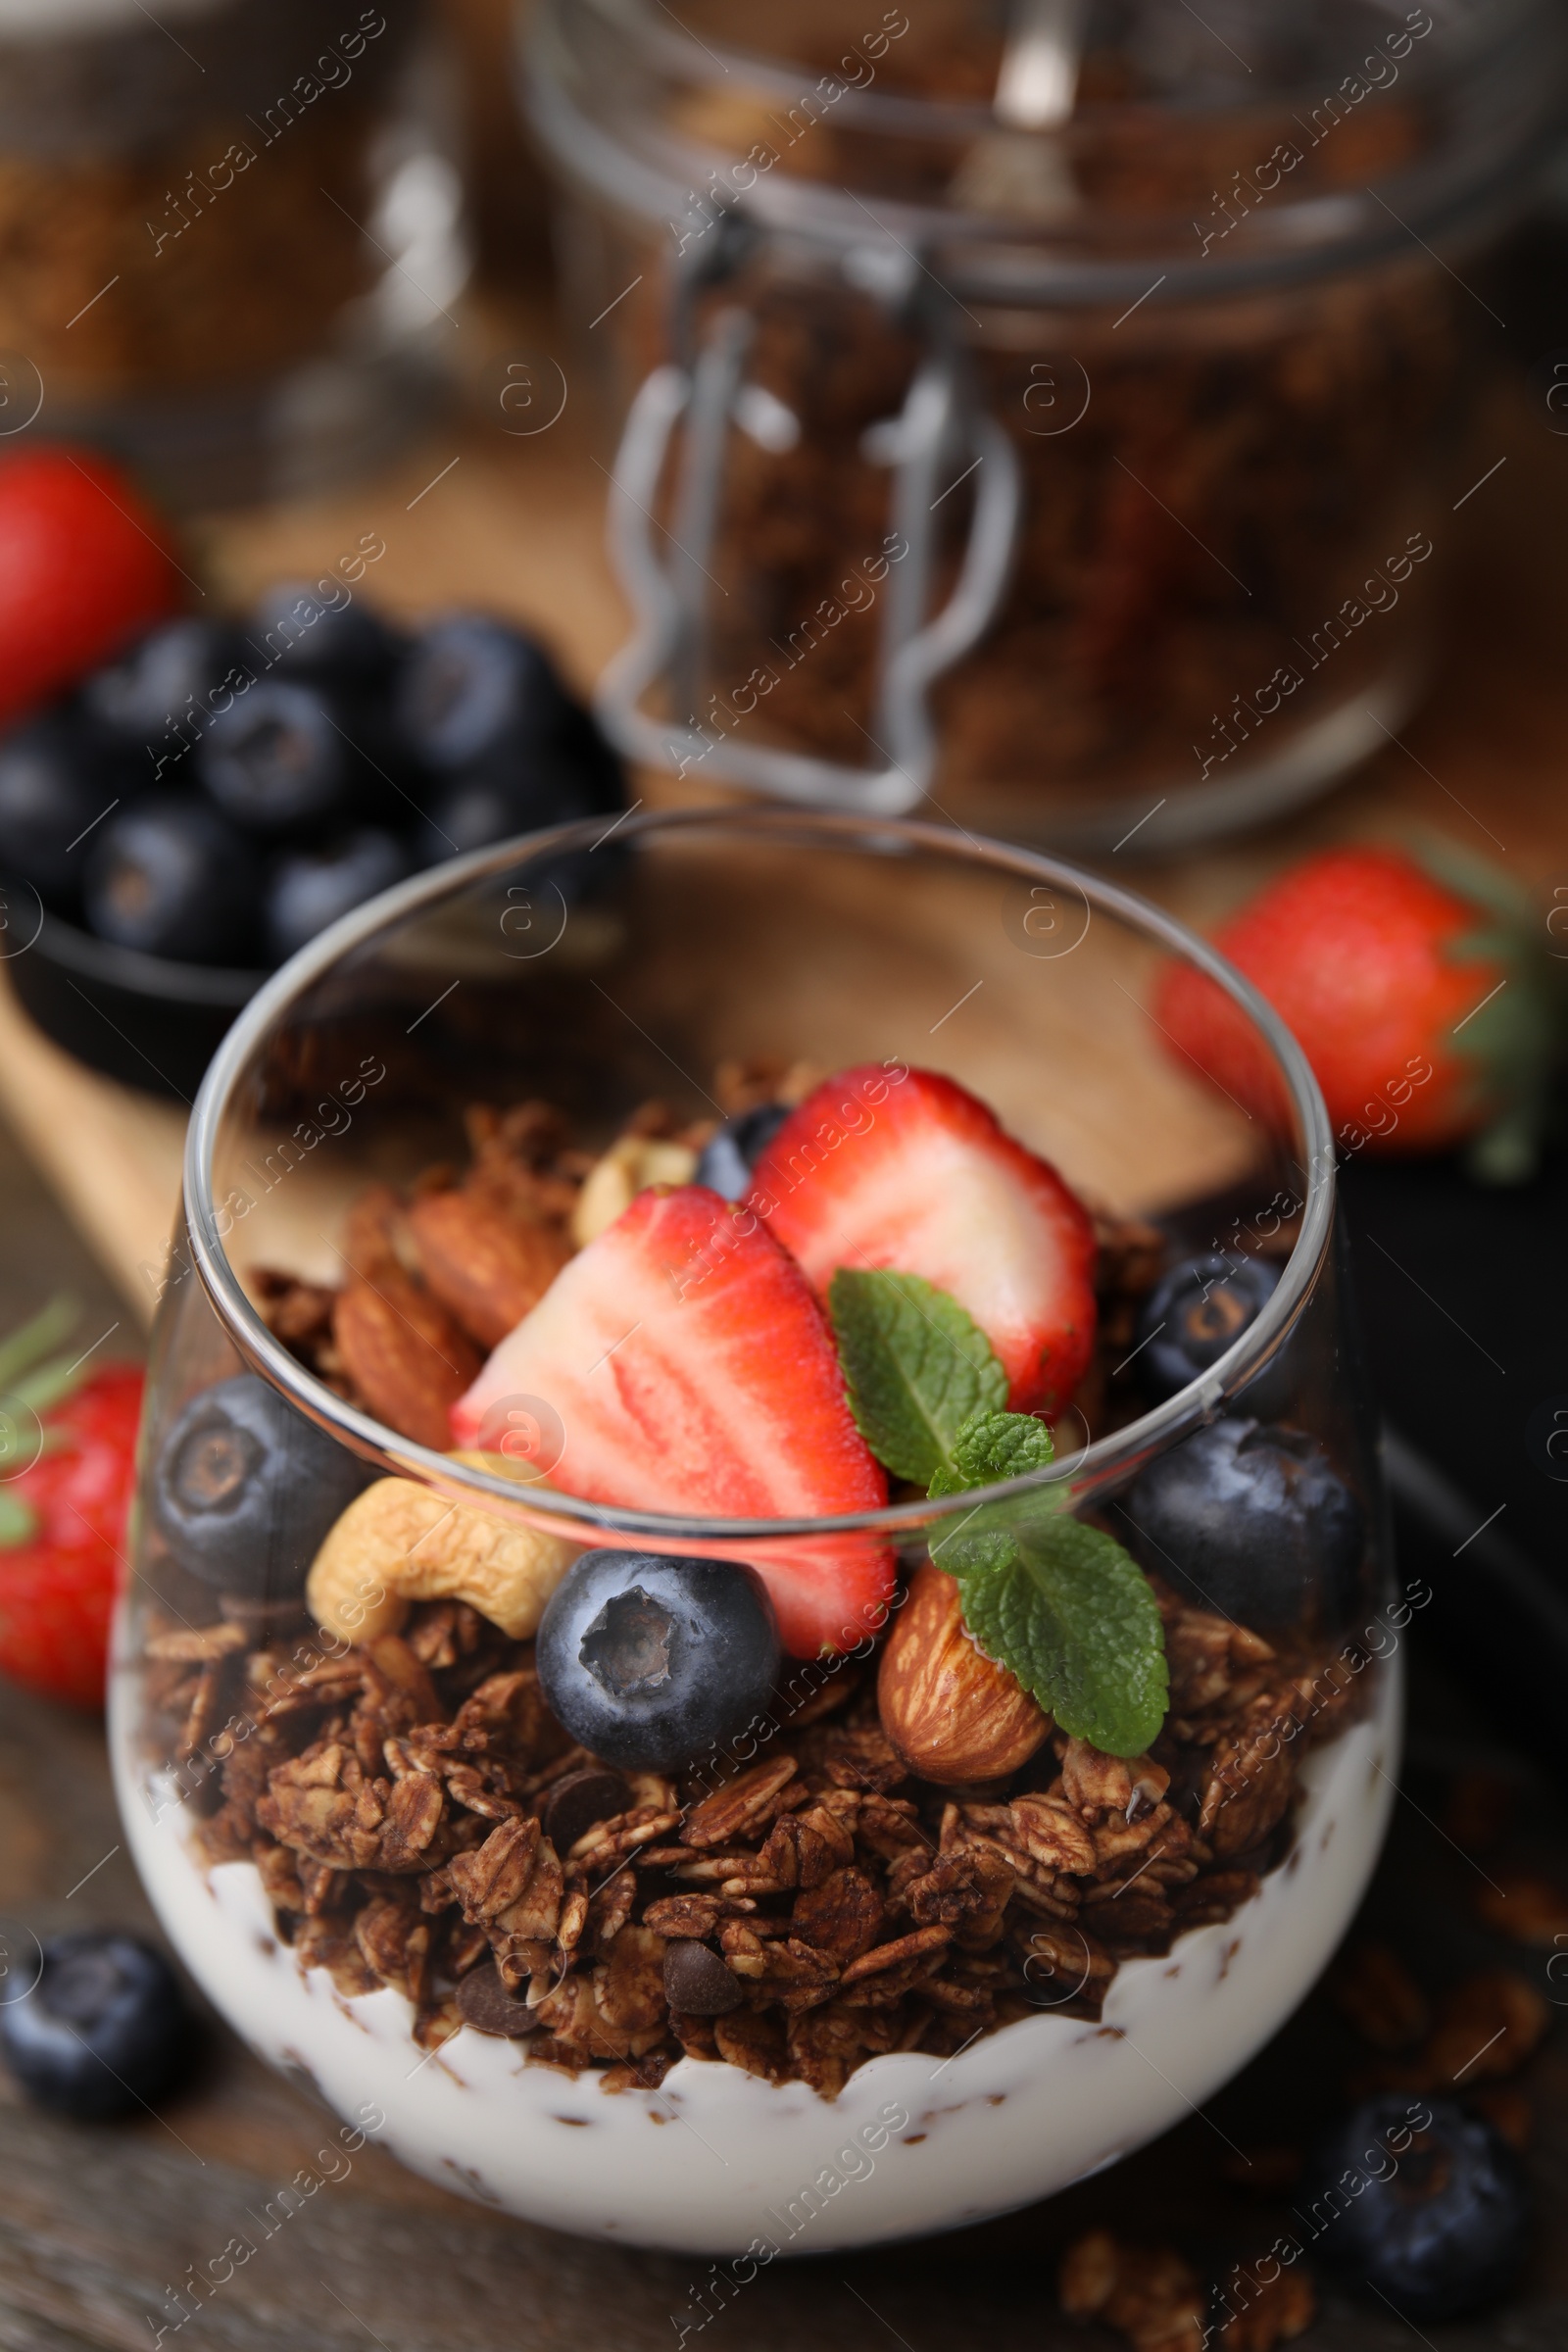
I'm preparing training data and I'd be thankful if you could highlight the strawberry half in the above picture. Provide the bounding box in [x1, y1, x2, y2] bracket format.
[751, 1064, 1098, 1415]
[451, 1186, 892, 1659]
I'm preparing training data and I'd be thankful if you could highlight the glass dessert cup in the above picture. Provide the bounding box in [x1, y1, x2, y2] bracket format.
[111, 808, 1399, 2255]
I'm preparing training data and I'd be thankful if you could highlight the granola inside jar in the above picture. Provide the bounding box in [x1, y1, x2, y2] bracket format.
[527, 0, 1564, 850]
[0, 0, 466, 504]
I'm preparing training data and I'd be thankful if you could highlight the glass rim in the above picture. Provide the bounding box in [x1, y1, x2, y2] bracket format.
[183, 806, 1336, 1544]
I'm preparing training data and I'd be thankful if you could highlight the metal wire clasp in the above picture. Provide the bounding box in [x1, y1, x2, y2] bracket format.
[594, 267, 1021, 814]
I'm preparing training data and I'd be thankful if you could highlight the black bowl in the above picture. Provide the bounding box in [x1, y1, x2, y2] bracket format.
[9, 901, 266, 1102]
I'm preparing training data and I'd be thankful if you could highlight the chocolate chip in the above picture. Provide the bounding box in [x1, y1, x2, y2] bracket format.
[541, 1767, 631, 1854]
[663, 1939, 743, 2016]
[456, 1961, 538, 2038]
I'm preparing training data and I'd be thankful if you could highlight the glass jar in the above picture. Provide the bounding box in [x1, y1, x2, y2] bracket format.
[111, 807, 1397, 2253]
[527, 0, 1563, 853]
[0, 0, 468, 508]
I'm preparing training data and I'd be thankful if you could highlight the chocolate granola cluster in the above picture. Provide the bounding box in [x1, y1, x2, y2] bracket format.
[144, 1587, 1363, 2099]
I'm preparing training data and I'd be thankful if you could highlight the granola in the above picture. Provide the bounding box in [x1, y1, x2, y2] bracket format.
[138, 1077, 1376, 2097]
[1060, 2230, 1315, 2352]
[147, 1581, 1361, 2098]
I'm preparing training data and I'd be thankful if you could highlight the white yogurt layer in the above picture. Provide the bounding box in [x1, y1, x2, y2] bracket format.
[112, 1661, 1399, 2257]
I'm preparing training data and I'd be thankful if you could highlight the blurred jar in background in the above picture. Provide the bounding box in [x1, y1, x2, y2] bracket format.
[528, 0, 1566, 853]
[0, 0, 469, 507]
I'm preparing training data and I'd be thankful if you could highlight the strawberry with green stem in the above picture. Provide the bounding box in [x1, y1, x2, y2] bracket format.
[1153, 841, 1559, 1183]
[0, 1298, 144, 1711]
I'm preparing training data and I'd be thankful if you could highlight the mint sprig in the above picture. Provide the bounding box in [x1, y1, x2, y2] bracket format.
[828, 1268, 1006, 1485]
[931, 1419, 1168, 1756]
[955, 1512, 1168, 1758]
[829, 1268, 1167, 1756]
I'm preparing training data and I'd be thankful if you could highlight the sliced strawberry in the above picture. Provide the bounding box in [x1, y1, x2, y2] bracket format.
[751, 1064, 1098, 1414]
[451, 1186, 892, 1658]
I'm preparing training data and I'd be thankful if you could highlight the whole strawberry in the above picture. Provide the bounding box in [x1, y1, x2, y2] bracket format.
[1155, 843, 1557, 1180]
[0, 447, 180, 728]
[0, 1300, 144, 1710]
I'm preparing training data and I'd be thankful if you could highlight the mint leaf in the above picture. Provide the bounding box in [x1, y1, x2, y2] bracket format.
[925, 1408, 1167, 1756]
[928, 1407, 1054, 1495]
[957, 1525, 1167, 1756]
[1021, 1522, 1166, 1754]
[829, 1269, 1006, 1484]
[929, 1407, 1059, 1575]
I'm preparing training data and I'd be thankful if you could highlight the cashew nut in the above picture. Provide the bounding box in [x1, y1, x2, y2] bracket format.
[570, 1133, 698, 1248]
[307, 1452, 582, 1643]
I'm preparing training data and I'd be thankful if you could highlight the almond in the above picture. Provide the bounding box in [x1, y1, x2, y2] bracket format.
[332, 1267, 481, 1450]
[407, 1186, 571, 1349]
[877, 1562, 1051, 1784]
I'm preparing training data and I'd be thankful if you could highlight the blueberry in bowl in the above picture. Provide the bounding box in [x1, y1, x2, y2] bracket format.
[416, 750, 600, 864]
[396, 612, 573, 772]
[198, 680, 369, 837]
[1308, 2094, 1529, 2321]
[0, 1931, 191, 2121]
[83, 796, 260, 964]
[83, 618, 246, 749]
[266, 828, 412, 960]
[1133, 1250, 1282, 1403]
[2, 591, 624, 1095]
[0, 709, 128, 912]
[536, 1549, 781, 1773]
[150, 1374, 373, 1598]
[1117, 1416, 1365, 1629]
[250, 581, 406, 683]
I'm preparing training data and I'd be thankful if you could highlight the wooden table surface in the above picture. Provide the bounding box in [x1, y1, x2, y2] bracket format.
[0, 304, 1565, 2350]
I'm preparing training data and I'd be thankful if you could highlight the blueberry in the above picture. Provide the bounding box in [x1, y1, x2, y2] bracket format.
[197, 680, 367, 836]
[150, 1374, 373, 1598]
[395, 614, 572, 772]
[0, 710, 122, 910]
[266, 827, 411, 961]
[535, 1550, 781, 1774]
[0, 1932, 190, 2120]
[82, 796, 259, 964]
[1134, 1251, 1282, 1402]
[1308, 2094, 1528, 2321]
[414, 750, 597, 865]
[695, 1103, 790, 1201]
[83, 619, 244, 747]
[1118, 1416, 1364, 1629]
[249, 582, 405, 682]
